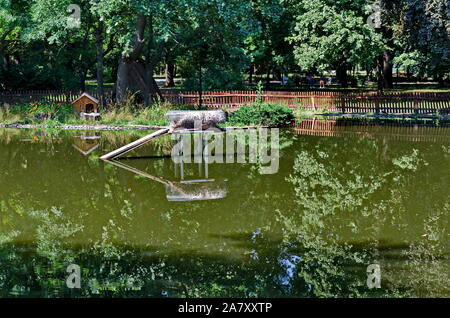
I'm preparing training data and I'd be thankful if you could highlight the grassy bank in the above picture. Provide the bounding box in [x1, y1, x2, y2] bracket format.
[0, 101, 182, 127]
[2, 101, 448, 131]
[0, 100, 297, 129]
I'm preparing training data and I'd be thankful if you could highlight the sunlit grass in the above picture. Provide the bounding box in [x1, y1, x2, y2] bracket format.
[0, 97, 182, 127]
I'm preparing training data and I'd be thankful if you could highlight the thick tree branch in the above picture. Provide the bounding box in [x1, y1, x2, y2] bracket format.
[127, 14, 147, 61]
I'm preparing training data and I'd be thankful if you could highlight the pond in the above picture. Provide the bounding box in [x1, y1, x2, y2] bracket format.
[0, 119, 449, 298]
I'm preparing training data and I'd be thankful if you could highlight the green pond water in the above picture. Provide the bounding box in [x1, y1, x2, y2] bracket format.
[0, 120, 449, 298]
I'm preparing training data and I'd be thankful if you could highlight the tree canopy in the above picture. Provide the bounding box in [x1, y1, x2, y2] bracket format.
[0, 0, 449, 94]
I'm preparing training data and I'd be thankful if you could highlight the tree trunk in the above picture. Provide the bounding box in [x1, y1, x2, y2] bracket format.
[249, 64, 254, 84]
[273, 70, 282, 81]
[96, 22, 105, 107]
[165, 63, 175, 87]
[337, 64, 348, 88]
[0, 54, 8, 71]
[383, 50, 394, 89]
[436, 74, 445, 88]
[116, 59, 131, 103]
[144, 15, 164, 104]
[115, 15, 163, 105]
[265, 67, 271, 89]
[116, 59, 161, 105]
[377, 51, 394, 91]
[80, 71, 87, 91]
[198, 64, 203, 107]
[116, 14, 147, 104]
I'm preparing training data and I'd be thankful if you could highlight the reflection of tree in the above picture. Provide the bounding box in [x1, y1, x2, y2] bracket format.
[282, 140, 386, 297]
[282, 138, 449, 297]
[0, 207, 302, 297]
[0, 129, 300, 297]
[385, 201, 450, 297]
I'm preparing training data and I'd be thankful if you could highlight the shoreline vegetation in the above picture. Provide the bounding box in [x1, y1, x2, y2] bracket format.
[0, 99, 297, 130]
[1, 95, 449, 131]
[2, 86, 450, 130]
[1, 111, 449, 132]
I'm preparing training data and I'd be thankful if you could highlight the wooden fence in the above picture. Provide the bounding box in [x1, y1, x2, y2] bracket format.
[0, 90, 114, 105]
[1, 89, 450, 115]
[162, 90, 450, 114]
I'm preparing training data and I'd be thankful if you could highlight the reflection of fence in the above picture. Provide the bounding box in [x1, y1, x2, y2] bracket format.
[2, 89, 450, 114]
[293, 119, 450, 143]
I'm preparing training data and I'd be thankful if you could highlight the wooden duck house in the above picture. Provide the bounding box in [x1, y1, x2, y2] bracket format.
[71, 93, 99, 113]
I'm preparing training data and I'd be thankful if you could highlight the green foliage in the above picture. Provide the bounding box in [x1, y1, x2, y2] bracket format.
[244, 0, 296, 75]
[255, 80, 264, 104]
[392, 149, 428, 171]
[288, 0, 384, 72]
[228, 103, 294, 127]
[175, 0, 251, 91]
[1, 0, 449, 93]
[1, 102, 73, 123]
[281, 136, 450, 297]
[182, 65, 245, 91]
[401, 0, 450, 79]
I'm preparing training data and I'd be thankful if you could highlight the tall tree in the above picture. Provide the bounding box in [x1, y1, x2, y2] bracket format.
[244, 0, 295, 87]
[288, 0, 384, 88]
[176, 0, 252, 92]
[93, 0, 198, 104]
[402, 0, 450, 86]
[375, 0, 405, 90]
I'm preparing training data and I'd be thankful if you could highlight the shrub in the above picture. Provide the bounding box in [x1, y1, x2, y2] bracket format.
[228, 103, 295, 127]
[0, 102, 74, 124]
[0, 106, 20, 123]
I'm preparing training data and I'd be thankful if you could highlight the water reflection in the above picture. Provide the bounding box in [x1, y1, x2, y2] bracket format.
[106, 159, 228, 202]
[0, 122, 448, 298]
[73, 132, 101, 156]
[294, 118, 450, 142]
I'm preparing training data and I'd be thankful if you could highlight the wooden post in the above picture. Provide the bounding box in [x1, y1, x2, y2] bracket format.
[340, 93, 346, 113]
[311, 96, 316, 110]
[375, 92, 380, 115]
[198, 64, 203, 107]
[414, 93, 419, 115]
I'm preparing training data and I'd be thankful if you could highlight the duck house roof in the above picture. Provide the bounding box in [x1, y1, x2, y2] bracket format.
[71, 92, 99, 105]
